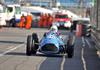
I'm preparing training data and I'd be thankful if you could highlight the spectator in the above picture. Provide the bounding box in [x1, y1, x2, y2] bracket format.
[47, 14, 54, 28]
[43, 13, 48, 27]
[38, 13, 44, 27]
[25, 13, 33, 29]
[19, 14, 26, 28]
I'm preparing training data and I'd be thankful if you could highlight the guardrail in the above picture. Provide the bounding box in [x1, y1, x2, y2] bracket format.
[91, 30, 100, 57]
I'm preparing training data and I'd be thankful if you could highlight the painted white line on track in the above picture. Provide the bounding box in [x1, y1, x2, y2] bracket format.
[85, 39, 91, 48]
[81, 48, 87, 70]
[61, 54, 66, 70]
[36, 56, 46, 70]
[0, 44, 25, 57]
[82, 37, 85, 47]
[6, 46, 15, 50]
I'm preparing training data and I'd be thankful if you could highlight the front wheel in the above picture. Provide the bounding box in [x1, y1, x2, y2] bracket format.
[66, 46, 74, 58]
[66, 35, 75, 58]
[31, 33, 39, 54]
[26, 35, 33, 56]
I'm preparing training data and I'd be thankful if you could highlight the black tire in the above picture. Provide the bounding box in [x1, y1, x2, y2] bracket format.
[11, 19, 16, 27]
[26, 35, 32, 56]
[66, 35, 75, 58]
[31, 33, 39, 54]
[6, 21, 10, 27]
[43, 32, 47, 37]
[67, 45, 74, 58]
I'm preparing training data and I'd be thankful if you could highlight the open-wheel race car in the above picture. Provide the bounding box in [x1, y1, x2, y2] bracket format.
[26, 31, 75, 58]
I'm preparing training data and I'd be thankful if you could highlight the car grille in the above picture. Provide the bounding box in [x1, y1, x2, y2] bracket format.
[41, 44, 58, 52]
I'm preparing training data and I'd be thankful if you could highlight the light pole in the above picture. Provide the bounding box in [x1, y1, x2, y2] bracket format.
[79, 0, 86, 17]
[96, 0, 98, 29]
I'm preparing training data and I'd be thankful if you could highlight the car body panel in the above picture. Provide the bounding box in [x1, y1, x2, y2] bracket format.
[39, 31, 65, 54]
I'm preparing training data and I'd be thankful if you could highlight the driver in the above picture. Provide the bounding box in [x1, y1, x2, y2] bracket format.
[50, 25, 58, 32]
[50, 25, 59, 35]
[50, 25, 64, 47]
[49, 25, 63, 39]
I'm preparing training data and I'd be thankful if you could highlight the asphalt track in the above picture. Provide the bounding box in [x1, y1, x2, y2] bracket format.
[0, 27, 100, 70]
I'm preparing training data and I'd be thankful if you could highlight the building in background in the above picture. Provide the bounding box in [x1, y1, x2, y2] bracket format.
[90, 0, 100, 29]
[2, 0, 93, 8]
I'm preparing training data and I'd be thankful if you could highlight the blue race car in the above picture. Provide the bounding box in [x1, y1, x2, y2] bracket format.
[26, 31, 75, 58]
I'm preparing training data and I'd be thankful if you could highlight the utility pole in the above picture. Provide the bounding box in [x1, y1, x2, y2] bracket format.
[52, 0, 57, 7]
[78, 0, 84, 17]
[80, 0, 83, 8]
[96, 0, 99, 29]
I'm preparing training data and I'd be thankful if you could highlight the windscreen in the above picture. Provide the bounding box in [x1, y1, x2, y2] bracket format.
[15, 6, 21, 14]
[7, 7, 13, 13]
[55, 14, 68, 18]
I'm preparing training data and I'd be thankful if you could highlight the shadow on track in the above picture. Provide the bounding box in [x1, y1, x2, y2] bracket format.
[5, 52, 26, 56]
[5, 52, 64, 58]
[34, 53, 64, 58]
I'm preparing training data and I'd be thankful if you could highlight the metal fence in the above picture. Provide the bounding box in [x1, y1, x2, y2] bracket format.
[90, 0, 100, 30]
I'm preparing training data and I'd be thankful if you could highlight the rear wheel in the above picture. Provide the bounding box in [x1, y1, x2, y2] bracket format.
[26, 35, 33, 56]
[66, 45, 74, 58]
[31, 33, 39, 54]
[66, 35, 75, 58]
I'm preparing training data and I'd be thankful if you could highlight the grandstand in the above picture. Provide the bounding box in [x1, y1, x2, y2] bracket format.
[1, 0, 93, 8]
[2, 0, 57, 7]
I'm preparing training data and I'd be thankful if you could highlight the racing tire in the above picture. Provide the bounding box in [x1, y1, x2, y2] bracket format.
[11, 19, 16, 27]
[66, 35, 75, 58]
[26, 35, 33, 56]
[66, 46, 74, 58]
[43, 32, 47, 37]
[31, 33, 39, 54]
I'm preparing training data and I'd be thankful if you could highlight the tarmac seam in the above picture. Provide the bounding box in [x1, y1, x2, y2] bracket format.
[36, 57, 46, 70]
[81, 37, 87, 70]
[85, 39, 91, 48]
[60, 54, 66, 70]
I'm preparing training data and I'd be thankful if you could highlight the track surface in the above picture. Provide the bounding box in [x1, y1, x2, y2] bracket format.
[0, 28, 100, 70]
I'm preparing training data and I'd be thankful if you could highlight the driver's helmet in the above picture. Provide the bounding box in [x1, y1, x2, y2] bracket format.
[50, 25, 58, 33]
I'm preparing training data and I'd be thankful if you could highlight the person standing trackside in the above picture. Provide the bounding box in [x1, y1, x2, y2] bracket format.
[38, 13, 43, 27]
[47, 14, 54, 28]
[19, 14, 26, 28]
[43, 13, 48, 27]
[25, 13, 33, 29]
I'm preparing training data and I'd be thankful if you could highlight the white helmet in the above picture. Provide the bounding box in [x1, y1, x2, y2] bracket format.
[50, 25, 58, 32]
